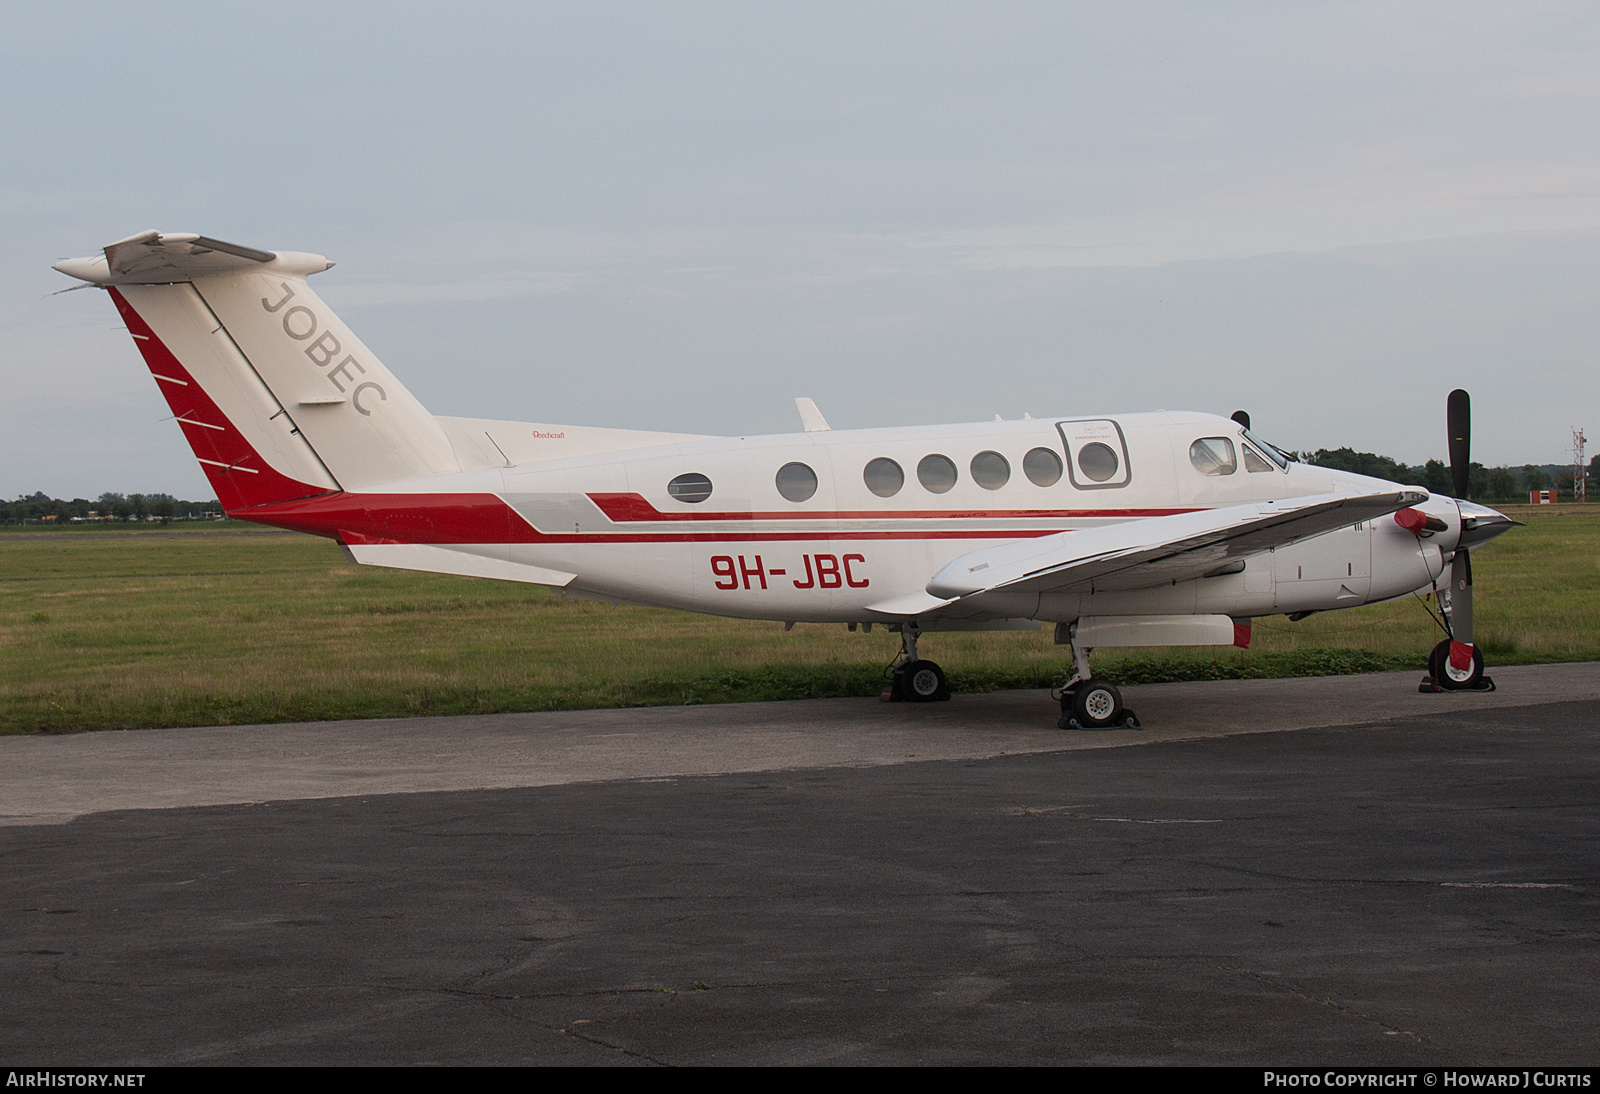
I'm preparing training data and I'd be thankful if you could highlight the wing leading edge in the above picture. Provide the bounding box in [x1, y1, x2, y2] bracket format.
[927, 490, 1428, 601]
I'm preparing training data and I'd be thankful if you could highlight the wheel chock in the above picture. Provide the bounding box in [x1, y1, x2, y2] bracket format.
[1419, 674, 1497, 694]
[1057, 709, 1142, 732]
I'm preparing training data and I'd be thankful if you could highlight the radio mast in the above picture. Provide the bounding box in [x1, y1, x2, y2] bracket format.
[1576, 427, 1589, 503]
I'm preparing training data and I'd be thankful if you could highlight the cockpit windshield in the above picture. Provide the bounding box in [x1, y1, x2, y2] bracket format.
[1239, 428, 1293, 470]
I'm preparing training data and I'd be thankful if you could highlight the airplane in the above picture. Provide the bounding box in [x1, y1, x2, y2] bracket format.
[53, 230, 1517, 729]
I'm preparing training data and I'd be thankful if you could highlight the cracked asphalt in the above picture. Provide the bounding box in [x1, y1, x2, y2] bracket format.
[3, 677, 1598, 1064]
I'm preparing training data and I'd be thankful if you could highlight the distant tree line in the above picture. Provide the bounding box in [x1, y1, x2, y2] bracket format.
[1302, 449, 1599, 500]
[1, 492, 224, 525]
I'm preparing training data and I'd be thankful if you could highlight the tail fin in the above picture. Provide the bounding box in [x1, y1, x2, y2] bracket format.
[56, 231, 461, 510]
[106, 286, 338, 511]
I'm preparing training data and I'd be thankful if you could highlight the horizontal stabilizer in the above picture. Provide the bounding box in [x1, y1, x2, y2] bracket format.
[54, 230, 332, 285]
[929, 490, 1426, 600]
[341, 540, 576, 587]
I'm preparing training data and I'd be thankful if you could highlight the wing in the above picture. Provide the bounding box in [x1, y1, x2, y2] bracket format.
[927, 490, 1427, 599]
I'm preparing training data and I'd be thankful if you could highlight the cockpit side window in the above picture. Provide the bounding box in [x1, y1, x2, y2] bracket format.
[1242, 445, 1276, 473]
[1189, 437, 1237, 476]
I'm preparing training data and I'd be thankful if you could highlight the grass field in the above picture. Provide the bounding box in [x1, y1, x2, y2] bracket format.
[2, 505, 1596, 733]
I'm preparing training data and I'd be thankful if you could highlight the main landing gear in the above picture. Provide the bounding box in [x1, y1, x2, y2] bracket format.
[1052, 622, 1141, 731]
[883, 625, 950, 703]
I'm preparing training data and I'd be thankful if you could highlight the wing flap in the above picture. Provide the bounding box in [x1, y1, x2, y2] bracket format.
[928, 490, 1426, 599]
[864, 590, 957, 618]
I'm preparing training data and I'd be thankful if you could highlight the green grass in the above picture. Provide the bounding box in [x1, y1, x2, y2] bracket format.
[2, 505, 1596, 733]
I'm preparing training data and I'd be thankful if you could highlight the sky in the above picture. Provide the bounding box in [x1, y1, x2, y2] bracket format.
[4, 1, 1598, 499]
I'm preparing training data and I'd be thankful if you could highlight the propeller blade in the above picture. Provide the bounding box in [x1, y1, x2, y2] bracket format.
[1439, 389, 1496, 683]
[1230, 410, 1251, 431]
[1447, 389, 1475, 671]
[1447, 388, 1470, 498]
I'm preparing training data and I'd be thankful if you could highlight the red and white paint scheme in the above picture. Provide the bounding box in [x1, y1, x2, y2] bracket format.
[55, 231, 1516, 726]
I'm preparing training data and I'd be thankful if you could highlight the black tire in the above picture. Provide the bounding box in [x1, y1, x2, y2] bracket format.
[1430, 638, 1485, 690]
[901, 659, 947, 702]
[1071, 678, 1123, 728]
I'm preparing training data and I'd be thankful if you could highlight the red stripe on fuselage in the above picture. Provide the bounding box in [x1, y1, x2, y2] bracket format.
[237, 491, 1078, 544]
[587, 492, 1197, 523]
[241, 492, 518, 542]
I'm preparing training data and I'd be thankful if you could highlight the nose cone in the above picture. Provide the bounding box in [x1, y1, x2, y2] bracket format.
[1456, 499, 1518, 548]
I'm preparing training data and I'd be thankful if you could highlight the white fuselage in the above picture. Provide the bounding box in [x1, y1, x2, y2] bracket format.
[54, 234, 1475, 640]
[368, 411, 1456, 627]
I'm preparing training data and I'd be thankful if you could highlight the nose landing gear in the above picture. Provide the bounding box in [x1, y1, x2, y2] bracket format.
[1421, 637, 1493, 692]
[1418, 545, 1495, 694]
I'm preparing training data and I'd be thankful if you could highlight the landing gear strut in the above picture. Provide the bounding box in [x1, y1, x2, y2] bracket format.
[886, 625, 949, 702]
[1052, 622, 1140, 730]
[1418, 573, 1495, 693]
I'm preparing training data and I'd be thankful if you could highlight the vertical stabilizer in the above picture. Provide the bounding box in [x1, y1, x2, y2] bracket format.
[193, 272, 460, 488]
[56, 231, 463, 500]
[108, 285, 340, 511]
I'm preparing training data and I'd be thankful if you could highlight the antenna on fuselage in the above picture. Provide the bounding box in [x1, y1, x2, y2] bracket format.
[795, 397, 831, 432]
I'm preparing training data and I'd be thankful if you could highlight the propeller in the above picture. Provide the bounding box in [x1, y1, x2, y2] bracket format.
[1230, 410, 1251, 431]
[1444, 389, 1474, 674]
[1447, 389, 1470, 499]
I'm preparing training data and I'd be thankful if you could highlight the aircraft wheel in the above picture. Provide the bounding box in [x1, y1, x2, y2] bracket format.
[901, 659, 948, 702]
[1430, 639, 1485, 690]
[1071, 678, 1123, 728]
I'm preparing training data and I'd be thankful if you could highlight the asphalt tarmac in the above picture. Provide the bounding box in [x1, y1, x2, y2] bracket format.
[3, 664, 1598, 1065]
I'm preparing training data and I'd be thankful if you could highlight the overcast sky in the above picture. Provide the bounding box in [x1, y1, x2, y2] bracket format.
[4, 1, 1598, 498]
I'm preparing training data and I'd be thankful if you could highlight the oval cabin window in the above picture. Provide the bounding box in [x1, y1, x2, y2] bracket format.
[1076, 443, 1120, 483]
[917, 454, 958, 494]
[970, 451, 1010, 490]
[667, 473, 713, 503]
[863, 458, 904, 497]
[775, 462, 818, 502]
[1024, 447, 1063, 486]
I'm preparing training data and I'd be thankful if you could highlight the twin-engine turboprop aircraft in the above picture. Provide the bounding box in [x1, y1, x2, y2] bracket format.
[55, 231, 1516, 727]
